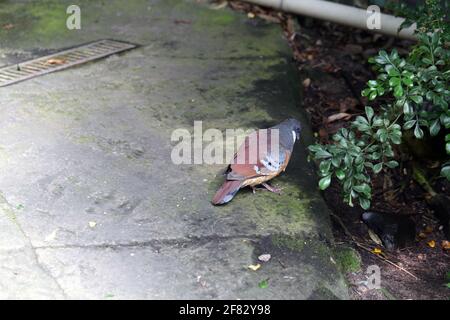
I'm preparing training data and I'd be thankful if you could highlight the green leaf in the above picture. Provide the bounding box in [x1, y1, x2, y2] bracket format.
[331, 156, 342, 168]
[367, 80, 378, 88]
[369, 91, 378, 100]
[410, 95, 423, 104]
[319, 160, 331, 173]
[361, 88, 372, 97]
[387, 67, 400, 77]
[389, 77, 400, 87]
[403, 101, 413, 115]
[394, 85, 404, 98]
[364, 162, 374, 169]
[375, 51, 388, 64]
[308, 144, 323, 153]
[359, 197, 370, 210]
[441, 115, 450, 129]
[422, 57, 432, 65]
[390, 133, 402, 145]
[373, 163, 383, 173]
[355, 155, 364, 165]
[376, 128, 388, 143]
[258, 279, 269, 289]
[373, 118, 383, 127]
[365, 106, 374, 122]
[354, 116, 371, 132]
[386, 161, 399, 168]
[402, 70, 413, 79]
[359, 197, 371, 210]
[319, 175, 331, 190]
[314, 150, 332, 159]
[441, 166, 450, 181]
[353, 184, 371, 195]
[429, 119, 441, 136]
[371, 152, 381, 160]
[431, 32, 439, 46]
[336, 169, 345, 180]
[402, 77, 413, 86]
[414, 125, 424, 139]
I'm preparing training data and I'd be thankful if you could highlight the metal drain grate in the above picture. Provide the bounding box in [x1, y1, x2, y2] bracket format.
[0, 39, 137, 87]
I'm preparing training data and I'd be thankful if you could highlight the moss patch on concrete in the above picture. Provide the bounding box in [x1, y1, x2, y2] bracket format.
[334, 246, 362, 273]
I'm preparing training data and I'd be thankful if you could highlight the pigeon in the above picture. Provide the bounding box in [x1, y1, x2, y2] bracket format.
[212, 118, 301, 205]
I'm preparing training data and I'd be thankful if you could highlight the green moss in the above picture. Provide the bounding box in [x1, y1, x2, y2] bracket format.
[271, 234, 306, 251]
[194, 8, 236, 27]
[308, 285, 340, 300]
[0, 1, 68, 46]
[334, 246, 361, 273]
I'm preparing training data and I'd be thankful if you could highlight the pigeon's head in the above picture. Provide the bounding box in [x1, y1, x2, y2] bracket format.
[272, 118, 302, 149]
[282, 118, 302, 142]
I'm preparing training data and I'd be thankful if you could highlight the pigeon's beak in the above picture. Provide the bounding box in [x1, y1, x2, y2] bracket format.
[295, 128, 301, 141]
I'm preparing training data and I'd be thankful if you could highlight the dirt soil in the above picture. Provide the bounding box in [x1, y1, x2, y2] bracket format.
[225, 0, 450, 300]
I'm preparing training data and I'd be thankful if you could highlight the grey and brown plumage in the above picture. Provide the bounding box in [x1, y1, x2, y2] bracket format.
[212, 118, 301, 205]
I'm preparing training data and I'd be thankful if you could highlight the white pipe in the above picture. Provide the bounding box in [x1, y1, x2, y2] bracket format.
[243, 0, 416, 40]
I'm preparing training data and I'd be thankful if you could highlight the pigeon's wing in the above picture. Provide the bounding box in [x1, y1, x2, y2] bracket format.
[226, 129, 290, 181]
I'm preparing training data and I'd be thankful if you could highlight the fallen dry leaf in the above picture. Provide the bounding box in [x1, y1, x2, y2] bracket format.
[339, 97, 359, 113]
[441, 240, 450, 250]
[302, 78, 311, 87]
[45, 58, 66, 65]
[248, 264, 261, 271]
[418, 232, 427, 239]
[210, 1, 228, 10]
[327, 113, 352, 124]
[258, 254, 271, 262]
[426, 240, 436, 248]
[424, 225, 433, 233]
[2, 23, 14, 30]
[256, 13, 280, 24]
[330, 256, 336, 264]
[372, 247, 383, 254]
[368, 229, 382, 245]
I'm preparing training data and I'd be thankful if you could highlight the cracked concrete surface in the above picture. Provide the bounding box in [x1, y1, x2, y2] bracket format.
[0, 0, 349, 299]
[0, 194, 65, 298]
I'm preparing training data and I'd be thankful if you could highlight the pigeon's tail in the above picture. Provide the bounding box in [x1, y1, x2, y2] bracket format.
[212, 180, 242, 205]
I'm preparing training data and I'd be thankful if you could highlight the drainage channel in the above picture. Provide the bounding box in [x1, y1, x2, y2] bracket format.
[0, 39, 137, 87]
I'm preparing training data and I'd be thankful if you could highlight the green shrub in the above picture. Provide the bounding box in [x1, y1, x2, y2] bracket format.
[308, 0, 449, 209]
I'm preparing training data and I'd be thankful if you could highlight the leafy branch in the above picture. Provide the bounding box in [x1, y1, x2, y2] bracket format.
[309, 0, 449, 209]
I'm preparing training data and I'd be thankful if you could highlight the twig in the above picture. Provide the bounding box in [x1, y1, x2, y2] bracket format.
[329, 212, 419, 280]
[277, 259, 286, 269]
[355, 242, 419, 280]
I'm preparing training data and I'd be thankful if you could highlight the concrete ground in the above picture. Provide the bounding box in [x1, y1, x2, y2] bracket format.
[0, 0, 349, 299]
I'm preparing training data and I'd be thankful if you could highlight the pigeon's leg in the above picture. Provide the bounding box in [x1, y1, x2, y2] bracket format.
[250, 185, 267, 194]
[261, 182, 283, 194]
